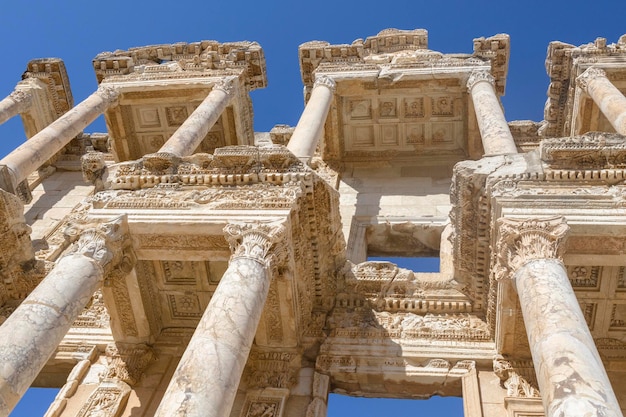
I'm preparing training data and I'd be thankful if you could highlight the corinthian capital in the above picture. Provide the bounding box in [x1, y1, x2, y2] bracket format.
[493, 216, 569, 281]
[8, 89, 33, 112]
[224, 221, 286, 266]
[213, 77, 236, 96]
[466, 70, 495, 91]
[96, 84, 121, 105]
[65, 215, 135, 275]
[313, 75, 336, 92]
[576, 67, 607, 91]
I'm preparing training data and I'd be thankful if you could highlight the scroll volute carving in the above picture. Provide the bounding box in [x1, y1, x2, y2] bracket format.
[493, 216, 569, 281]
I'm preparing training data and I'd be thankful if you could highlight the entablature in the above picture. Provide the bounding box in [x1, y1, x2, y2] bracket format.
[299, 30, 510, 165]
[76, 145, 345, 353]
[542, 34, 626, 137]
[99, 75, 254, 162]
[450, 132, 626, 362]
[93, 40, 267, 90]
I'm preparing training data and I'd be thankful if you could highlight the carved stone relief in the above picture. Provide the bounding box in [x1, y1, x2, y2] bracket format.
[75, 379, 131, 417]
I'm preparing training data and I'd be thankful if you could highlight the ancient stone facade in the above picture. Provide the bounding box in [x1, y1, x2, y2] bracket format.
[0, 29, 625, 417]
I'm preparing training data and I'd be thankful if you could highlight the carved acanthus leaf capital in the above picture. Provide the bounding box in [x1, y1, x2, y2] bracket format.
[8, 89, 33, 112]
[493, 356, 540, 398]
[96, 84, 121, 105]
[65, 215, 136, 276]
[105, 343, 155, 385]
[576, 67, 607, 91]
[212, 77, 236, 96]
[493, 216, 569, 281]
[224, 221, 286, 266]
[313, 75, 336, 92]
[467, 70, 495, 91]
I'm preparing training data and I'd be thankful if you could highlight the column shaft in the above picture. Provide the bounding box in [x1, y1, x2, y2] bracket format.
[467, 71, 517, 156]
[287, 76, 335, 161]
[0, 85, 118, 191]
[0, 254, 103, 415]
[515, 259, 622, 417]
[578, 67, 626, 135]
[158, 79, 234, 157]
[0, 90, 32, 126]
[154, 256, 270, 417]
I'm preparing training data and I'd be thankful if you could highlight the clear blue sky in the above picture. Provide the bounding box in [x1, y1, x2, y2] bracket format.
[1, 0, 624, 415]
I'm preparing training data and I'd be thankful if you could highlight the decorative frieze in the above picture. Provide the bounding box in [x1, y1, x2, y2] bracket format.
[244, 350, 299, 389]
[239, 388, 289, 417]
[75, 379, 131, 417]
[540, 132, 626, 169]
[93, 40, 267, 90]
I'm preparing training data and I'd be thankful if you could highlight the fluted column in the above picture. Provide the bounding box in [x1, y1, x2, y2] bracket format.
[157, 78, 235, 157]
[495, 217, 622, 417]
[0, 85, 119, 194]
[287, 75, 335, 161]
[467, 70, 517, 156]
[0, 216, 134, 416]
[577, 67, 626, 135]
[154, 221, 285, 417]
[0, 89, 33, 126]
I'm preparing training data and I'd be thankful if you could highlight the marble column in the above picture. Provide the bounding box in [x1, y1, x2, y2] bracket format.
[154, 221, 285, 417]
[496, 217, 622, 417]
[467, 70, 517, 156]
[157, 78, 235, 157]
[0, 85, 119, 194]
[287, 75, 335, 161]
[0, 216, 133, 416]
[0, 89, 33, 126]
[577, 67, 626, 135]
